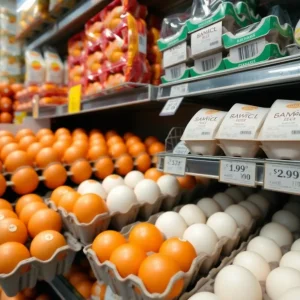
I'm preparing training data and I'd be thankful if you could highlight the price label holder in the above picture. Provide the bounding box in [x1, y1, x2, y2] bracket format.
[170, 83, 188, 97]
[159, 97, 183, 116]
[68, 84, 82, 113]
[264, 162, 300, 194]
[173, 141, 190, 155]
[164, 156, 187, 176]
[32, 95, 39, 118]
[219, 159, 256, 187]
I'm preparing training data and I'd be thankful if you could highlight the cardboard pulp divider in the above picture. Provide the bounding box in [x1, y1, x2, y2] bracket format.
[83, 212, 255, 300]
[0, 233, 81, 297]
[46, 197, 166, 245]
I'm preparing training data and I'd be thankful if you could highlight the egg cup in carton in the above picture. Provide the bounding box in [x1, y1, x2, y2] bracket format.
[0, 232, 81, 297]
[258, 100, 300, 160]
[181, 108, 227, 156]
[49, 0, 77, 18]
[216, 103, 269, 158]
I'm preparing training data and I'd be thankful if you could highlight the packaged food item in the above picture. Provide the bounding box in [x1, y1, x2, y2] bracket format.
[216, 103, 269, 157]
[0, 8, 17, 35]
[49, 0, 77, 17]
[25, 50, 45, 85]
[259, 100, 300, 160]
[181, 108, 227, 155]
[44, 47, 63, 85]
[222, 15, 293, 69]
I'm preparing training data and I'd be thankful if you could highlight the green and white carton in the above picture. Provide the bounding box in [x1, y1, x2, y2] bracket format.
[161, 63, 190, 83]
[235, 1, 261, 24]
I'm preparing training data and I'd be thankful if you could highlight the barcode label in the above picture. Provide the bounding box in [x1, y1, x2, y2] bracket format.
[201, 57, 217, 71]
[240, 131, 252, 135]
[238, 42, 259, 61]
[138, 35, 147, 54]
[292, 130, 300, 135]
[210, 41, 219, 46]
[169, 65, 182, 79]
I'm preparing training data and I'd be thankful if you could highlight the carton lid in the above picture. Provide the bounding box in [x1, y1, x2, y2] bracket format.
[216, 103, 269, 140]
[181, 108, 227, 141]
[259, 99, 300, 141]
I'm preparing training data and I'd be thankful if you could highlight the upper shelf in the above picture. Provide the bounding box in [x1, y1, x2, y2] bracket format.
[157, 55, 300, 101]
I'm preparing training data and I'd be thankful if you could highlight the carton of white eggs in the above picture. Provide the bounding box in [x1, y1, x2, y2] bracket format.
[259, 99, 300, 159]
[216, 103, 269, 157]
[181, 108, 227, 155]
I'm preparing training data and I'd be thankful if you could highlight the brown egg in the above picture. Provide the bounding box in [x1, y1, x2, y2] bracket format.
[109, 143, 127, 158]
[0, 136, 15, 150]
[56, 134, 72, 145]
[72, 140, 89, 155]
[73, 133, 88, 142]
[128, 142, 146, 157]
[107, 136, 123, 148]
[15, 129, 35, 142]
[63, 146, 86, 164]
[87, 145, 108, 161]
[0, 173, 6, 197]
[105, 130, 118, 140]
[55, 128, 71, 137]
[135, 153, 152, 173]
[72, 128, 86, 136]
[123, 132, 135, 141]
[27, 142, 44, 162]
[52, 141, 69, 160]
[0, 130, 13, 138]
[39, 135, 56, 147]
[94, 157, 114, 180]
[1, 143, 20, 162]
[19, 135, 38, 151]
[35, 148, 59, 168]
[43, 163, 67, 189]
[148, 142, 165, 155]
[5, 150, 32, 172]
[144, 136, 158, 148]
[0, 97, 13, 112]
[126, 136, 141, 148]
[0, 112, 13, 123]
[116, 154, 133, 176]
[36, 128, 53, 140]
[177, 175, 197, 190]
[11, 166, 39, 195]
[70, 160, 92, 184]
[89, 138, 106, 147]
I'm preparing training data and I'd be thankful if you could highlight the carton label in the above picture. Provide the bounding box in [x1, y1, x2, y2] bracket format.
[182, 108, 227, 140]
[165, 63, 186, 80]
[138, 34, 147, 54]
[194, 53, 222, 72]
[217, 103, 269, 140]
[163, 42, 187, 68]
[191, 22, 223, 57]
[259, 100, 300, 140]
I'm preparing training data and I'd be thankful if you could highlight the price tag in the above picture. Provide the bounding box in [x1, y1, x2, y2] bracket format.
[68, 84, 81, 113]
[264, 163, 300, 194]
[219, 160, 256, 187]
[164, 156, 186, 176]
[32, 95, 39, 118]
[170, 83, 188, 97]
[173, 141, 190, 155]
[159, 98, 183, 116]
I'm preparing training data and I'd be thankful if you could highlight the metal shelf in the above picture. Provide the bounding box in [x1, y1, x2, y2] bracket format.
[157, 55, 300, 100]
[50, 276, 84, 300]
[35, 84, 158, 119]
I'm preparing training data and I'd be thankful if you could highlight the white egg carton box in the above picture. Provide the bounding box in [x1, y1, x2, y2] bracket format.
[258, 99, 300, 160]
[181, 109, 227, 155]
[216, 104, 269, 157]
[0, 232, 81, 297]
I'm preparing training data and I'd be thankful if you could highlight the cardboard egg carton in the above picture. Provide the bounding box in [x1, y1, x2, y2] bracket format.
[0, 232, 81, 297]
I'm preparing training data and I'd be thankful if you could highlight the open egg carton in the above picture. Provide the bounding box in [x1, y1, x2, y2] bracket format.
[0, 232, 81, 297]
[46, 195, 167, 245]
[83, 210, 256, 300]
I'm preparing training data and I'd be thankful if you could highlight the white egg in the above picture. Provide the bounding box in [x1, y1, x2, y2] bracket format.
[260, 222, 293, 247]
[284, 202, 300, 219]
[225, 187, 245, 203]
[239, 201, 262, 219]
[278, 287, 300, 300]
[196, 198, 222, 218]
[213, 193, 234, 210]
[124, 171, 144, 189]
[206, 212, 237, 239]
[247, 236, 282, 263]
[214, 265, 262, 300]
[106, 185, 137, 214]
[247, 194, 270, 217]
[280, 251, 300, 273]
[238, 186, 255, 197]
[179, 204, 206, 226]
[155, 212, 187, 239]
[134, 179, 161, 204]
[188, 292, 220, 300]
[292, 239, 300, 251]
[225, 205, 252, 228]
[102, 175, 124, 194]
[272, 210, 300, 233]
[289, 194, 300, 203]
[266, 267, 300, 300]
[233, 251, 271, 281]
[157, 175, 180, 197]
[77, 180, 107, 199]
[183, 224, 218, 255]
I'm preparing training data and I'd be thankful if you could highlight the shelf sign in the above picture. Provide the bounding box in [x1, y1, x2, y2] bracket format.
[170, 83, 188, 97]
[264, 163, 300, 194]
[32, 95, 39, 118]
[159, 97, 183, 116]
[164, 156, 186, 176]
[68, 84, 81, 113]
[219, 159, 256, 187]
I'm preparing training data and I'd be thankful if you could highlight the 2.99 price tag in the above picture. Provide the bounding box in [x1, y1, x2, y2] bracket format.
[219, 160, 256, 187]
[264, 163, 300, 194]
[164, 156, 186, 176]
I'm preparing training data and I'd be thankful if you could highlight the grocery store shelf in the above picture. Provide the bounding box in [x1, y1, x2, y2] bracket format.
[26, 0, 110, 50]
[157, 55, 300, 100]
[35, 84, 158, 119]
[50, 276, 84, 300]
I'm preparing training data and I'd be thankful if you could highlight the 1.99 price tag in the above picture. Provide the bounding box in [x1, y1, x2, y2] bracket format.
[264, 163, 300, 194]
[164, 156, 186, 176]
[219, 160, 256, 187]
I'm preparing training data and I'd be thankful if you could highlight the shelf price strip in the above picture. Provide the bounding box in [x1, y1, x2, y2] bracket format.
[264, 163, 300, 194]
[170, 83, 188, 97]
[164, 156, 187, 176]
[219, 160, 256, 187]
